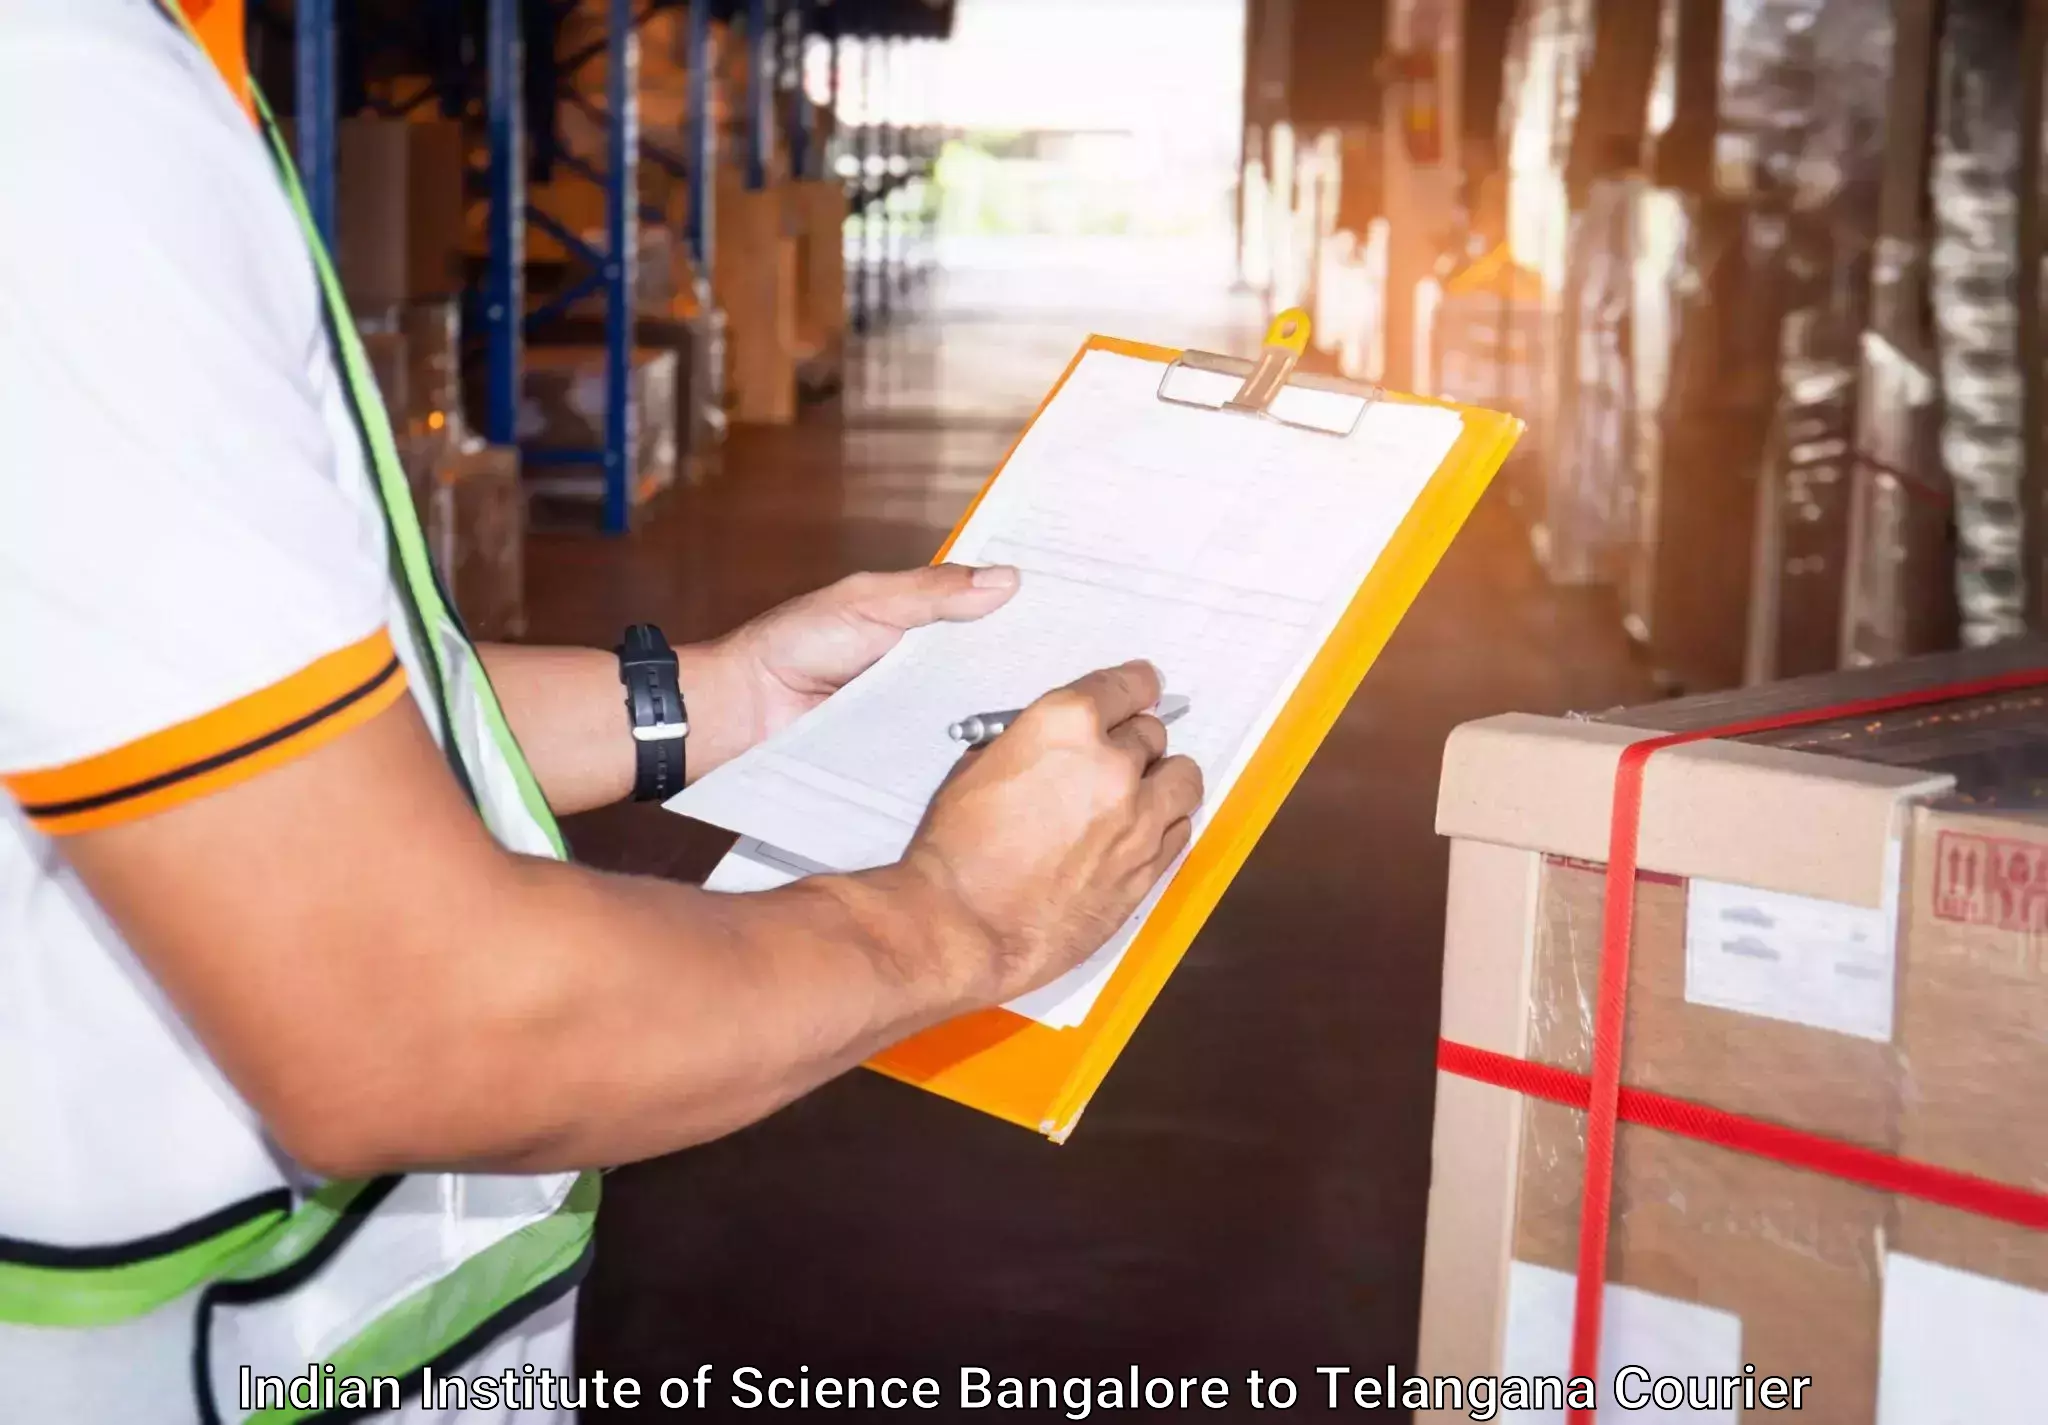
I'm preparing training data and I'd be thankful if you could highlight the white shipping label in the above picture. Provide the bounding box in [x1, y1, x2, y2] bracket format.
[1682, 840, 1902, 1043]
[1879, 1253, 2048, 1424]
[1500, 1261, 1741, 1423]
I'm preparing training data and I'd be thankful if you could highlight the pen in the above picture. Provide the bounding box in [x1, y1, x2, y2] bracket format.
[948, 694, 1190, 747]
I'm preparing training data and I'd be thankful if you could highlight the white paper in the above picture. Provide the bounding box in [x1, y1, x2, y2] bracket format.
[1500, 1261, 1741, 1424]
[1683, 839, 1902, 1043]
[671, 349, 1464, 1027]
[1879, 1253, 2048, 1424]
[701, 838, 819, 894]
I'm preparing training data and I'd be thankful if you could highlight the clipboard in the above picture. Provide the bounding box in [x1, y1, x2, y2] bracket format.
[848, 311, 1524, 1141]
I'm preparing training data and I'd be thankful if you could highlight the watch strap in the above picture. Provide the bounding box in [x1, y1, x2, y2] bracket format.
[617, 624, 686, 802]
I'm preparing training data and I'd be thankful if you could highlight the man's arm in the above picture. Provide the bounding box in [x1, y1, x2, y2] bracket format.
[474, 643, 706, 815]
[62, 661, 1198, 1176]
[478, 564, 1023, 816]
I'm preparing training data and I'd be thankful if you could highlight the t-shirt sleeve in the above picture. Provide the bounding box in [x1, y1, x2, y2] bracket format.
[0, 14, 406, 836]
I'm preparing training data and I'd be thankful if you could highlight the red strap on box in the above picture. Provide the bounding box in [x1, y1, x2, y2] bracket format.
[1438, 663, 2048, 1423]
[1436, 1039, 2048, 1230]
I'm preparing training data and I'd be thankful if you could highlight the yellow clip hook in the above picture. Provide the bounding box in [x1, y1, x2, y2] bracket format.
[1262, 307, 1313, 356]
[1225, 307, 1314, 414]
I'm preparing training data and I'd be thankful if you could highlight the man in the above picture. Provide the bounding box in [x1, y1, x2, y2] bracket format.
[0, 1, 1202, 1419]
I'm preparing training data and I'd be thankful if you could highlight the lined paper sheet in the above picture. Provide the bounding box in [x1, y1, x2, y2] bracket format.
[673, 349, 1464, 1028]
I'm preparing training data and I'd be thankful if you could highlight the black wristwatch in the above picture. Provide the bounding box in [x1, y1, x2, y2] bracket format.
[616, 624, 687, 802]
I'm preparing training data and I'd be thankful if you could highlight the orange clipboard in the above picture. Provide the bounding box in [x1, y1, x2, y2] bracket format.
[863, 312, 1525, 1141]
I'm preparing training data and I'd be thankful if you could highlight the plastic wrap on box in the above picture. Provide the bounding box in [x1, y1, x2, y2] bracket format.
[1533, 173, 1641, 587]
[517, 346, 680, 508]
[1422, 245, 1547, 417]
[1724, 0, 1896, 683]
[1930, 0, 2028, 646]
[1842, 327, 1956, 667]
[1423, 644, 2048, 1412]
[681, 304, 728, 485]
[1841, 0, 1952, 669]
[1624, 193, 1785, 695]
[399, 300, 463, 440]
[1515, 858, 1890, 1419]
[358, 321, 408, 431]
[426, 443, 526, 642]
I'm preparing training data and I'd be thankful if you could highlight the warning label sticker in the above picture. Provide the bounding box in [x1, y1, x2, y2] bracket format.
[1932, 831, 2048, 932]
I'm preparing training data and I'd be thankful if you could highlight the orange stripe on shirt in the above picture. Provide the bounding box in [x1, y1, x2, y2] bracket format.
[173, 0, 255, 121]
[5, 630, 409, 836]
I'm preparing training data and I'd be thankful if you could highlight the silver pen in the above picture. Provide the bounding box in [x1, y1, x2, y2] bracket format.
[948, 694, 1190, 747]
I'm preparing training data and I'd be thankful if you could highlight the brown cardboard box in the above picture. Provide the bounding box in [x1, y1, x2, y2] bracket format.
[790, 180, 848, 352]
[336, 118, 409, 311]
[1422, 644, 2048, 1421]
[431, 444, 526, 641]
[1894, 805, 2048, 1291]
[714, 177, 798, 425]
[405, 119, 468, 301]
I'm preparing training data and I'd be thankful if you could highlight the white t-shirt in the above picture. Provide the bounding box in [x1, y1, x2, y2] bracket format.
[0, 2, 572, 1419]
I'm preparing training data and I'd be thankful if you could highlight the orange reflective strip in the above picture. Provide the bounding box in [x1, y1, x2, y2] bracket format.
[172, 0, 255, 121]
[5, 631, 408, 836]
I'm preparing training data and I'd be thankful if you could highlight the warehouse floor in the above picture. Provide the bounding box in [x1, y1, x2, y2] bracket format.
[527, 243, 1657, 1398]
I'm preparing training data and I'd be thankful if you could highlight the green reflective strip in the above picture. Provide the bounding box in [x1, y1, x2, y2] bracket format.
[0, 1209, 285, 1329]
[241, 1173, 600, 1425]
[212, 1179, 380, 1286]
[248, 88, 566, 858]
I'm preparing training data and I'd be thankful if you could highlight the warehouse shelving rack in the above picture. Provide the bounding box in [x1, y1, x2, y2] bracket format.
[276, 0, 951, 532]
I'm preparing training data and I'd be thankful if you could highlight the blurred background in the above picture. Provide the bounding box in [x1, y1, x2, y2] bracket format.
[240, 0, 2047, 1399]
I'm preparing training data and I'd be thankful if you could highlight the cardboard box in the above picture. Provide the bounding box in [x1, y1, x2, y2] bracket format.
[434, 443, 526, 642]
[1422, 643, 2048, 1420]
[790, 179, 848, 353]
[714, 178, 798, 425]
[405, 119, 468, 300]
[395, 436, 525, 640]
[336, 118, 410, 311]
[515, 345, 679, 508]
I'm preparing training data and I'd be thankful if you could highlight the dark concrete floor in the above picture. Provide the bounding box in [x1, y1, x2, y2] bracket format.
[529, 249, 1655, 1415]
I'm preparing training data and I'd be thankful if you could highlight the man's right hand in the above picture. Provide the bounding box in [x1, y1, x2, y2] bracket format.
[899, 660, 1205, 1006]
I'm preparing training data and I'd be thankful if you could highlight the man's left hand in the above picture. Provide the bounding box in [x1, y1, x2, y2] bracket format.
[707, 563, 1021, 755]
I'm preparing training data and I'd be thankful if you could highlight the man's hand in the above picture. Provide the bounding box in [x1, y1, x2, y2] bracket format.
[708, 564, 1021, 756]
[63, 657, 1202, 1175]
[478, 565, 1018, 816]
[892, 660, 1205, 1004]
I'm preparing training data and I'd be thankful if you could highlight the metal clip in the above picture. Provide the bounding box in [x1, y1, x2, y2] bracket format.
[1154, 308, 1375, 438]
[1223, 308, 1312, 414]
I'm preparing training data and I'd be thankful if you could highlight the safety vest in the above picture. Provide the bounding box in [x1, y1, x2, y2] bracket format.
[1, 7, 600, 1419]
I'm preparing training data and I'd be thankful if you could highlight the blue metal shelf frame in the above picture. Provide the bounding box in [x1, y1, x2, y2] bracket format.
[787, 0, 814, 182]
[482, 0, 524, 454]
[292, 0, 338, 250]
[745, 0, 774, 191]
[685, 0, 716, 275]
[287, 0, 722, 537]
[516, 0, 641, 534]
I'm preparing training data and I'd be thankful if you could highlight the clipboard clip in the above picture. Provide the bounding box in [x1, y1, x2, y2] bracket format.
[1155, 308, 1377, 437]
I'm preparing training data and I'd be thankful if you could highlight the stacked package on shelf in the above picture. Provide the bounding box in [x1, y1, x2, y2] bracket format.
[419, 444, 528, 643]
[385, 303, 530, 642]
[1624, 191, 1781, 691]
[1735, 0, 1896, 685]
[1419, 243, 1547, 422]
[515, 345, 680, 512]
[1929, 0, 2029, 648]
[1534, 169, 1644, 587]
[1494, 0, 1575, 529]
[1420, 641, 2048, 1419]
[1841, 0, 1954, 669]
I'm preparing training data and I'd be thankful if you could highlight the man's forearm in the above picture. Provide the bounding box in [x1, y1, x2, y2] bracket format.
[478, 641, 757, 815]
[369, 856, 990, 1173]
[70, 698, 995, 1177]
